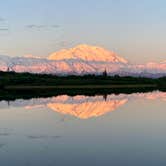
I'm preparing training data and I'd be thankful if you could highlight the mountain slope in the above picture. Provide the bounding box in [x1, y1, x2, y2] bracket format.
[0, 44, 166, 77]
[48, 44, 128, 63]
[0, 44, 128, 75]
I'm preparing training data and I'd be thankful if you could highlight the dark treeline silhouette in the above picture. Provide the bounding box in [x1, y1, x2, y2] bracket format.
[0, 71, 166, 101]
[0, 71, 166, 87]
[0, 87, 165, 101]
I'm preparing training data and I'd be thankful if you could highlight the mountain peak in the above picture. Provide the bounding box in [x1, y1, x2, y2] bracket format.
[48, 44, 128, 63]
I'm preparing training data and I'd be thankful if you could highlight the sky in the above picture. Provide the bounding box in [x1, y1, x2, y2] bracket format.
[0, 0, 166, 63]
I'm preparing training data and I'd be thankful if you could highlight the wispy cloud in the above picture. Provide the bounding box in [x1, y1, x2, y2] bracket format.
[0, 17, 10, 35]
[27, 135, 62, 140]
[26, 24, 46, 29]
[0, 17, 6, 22]
[52, 25, 61, 28]
[0, 28, 9, 31]
[25, 24, 61, 30]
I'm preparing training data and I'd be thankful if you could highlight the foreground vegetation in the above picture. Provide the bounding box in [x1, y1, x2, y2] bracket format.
[1, 87, 163, 101]
[0, 71, 166, 87]
[0, 71, 165, 100]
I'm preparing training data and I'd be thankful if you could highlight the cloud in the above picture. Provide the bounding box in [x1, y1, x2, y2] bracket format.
[25, 24, 61, 30]
[26, 24, 46, 29]
[0, 132, 11, 136]
[0, 25, 9, 33]
[0, 17, 9, 35]
[27, 135, 62, 140]
[0, 143, 6, 149]
[0, 17, 6, 22]
[52, 25, 61, 28]
[0, 28, 9, 31]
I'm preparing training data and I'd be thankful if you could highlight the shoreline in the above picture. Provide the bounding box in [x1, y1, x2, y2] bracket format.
[0, 85, 165, 101]
[4, 84, 158, 90]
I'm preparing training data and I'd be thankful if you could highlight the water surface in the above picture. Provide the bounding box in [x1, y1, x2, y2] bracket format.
[0, 91, 166, 166]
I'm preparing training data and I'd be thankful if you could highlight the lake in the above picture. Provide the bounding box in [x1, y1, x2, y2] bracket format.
[0, 91, 166, 166]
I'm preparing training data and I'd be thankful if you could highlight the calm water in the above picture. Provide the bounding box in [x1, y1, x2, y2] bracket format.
[0, 91, 166, 166]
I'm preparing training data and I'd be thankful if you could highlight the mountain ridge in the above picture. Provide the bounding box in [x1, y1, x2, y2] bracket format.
[0, 44, 166, 77]
[48, 44, 128, 63]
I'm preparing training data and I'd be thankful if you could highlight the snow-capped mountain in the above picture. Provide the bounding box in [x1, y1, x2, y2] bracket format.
[0, 44, 166, 77]
[48, 44, 128, 63]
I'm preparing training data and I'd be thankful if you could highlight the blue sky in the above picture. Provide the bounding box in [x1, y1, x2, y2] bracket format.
[0, 0, 166, 63]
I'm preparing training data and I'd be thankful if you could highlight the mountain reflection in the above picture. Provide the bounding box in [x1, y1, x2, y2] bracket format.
[47, 98, 127, 119]
[0, 91, 165, 119]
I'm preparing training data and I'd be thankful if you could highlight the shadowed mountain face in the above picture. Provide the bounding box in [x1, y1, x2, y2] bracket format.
[0, 44, 166, 77]
[0, 91, 165, 119]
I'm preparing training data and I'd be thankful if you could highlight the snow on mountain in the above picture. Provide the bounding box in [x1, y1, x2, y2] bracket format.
[0, 44, 166, 77]
[48, 44, 128, 63]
